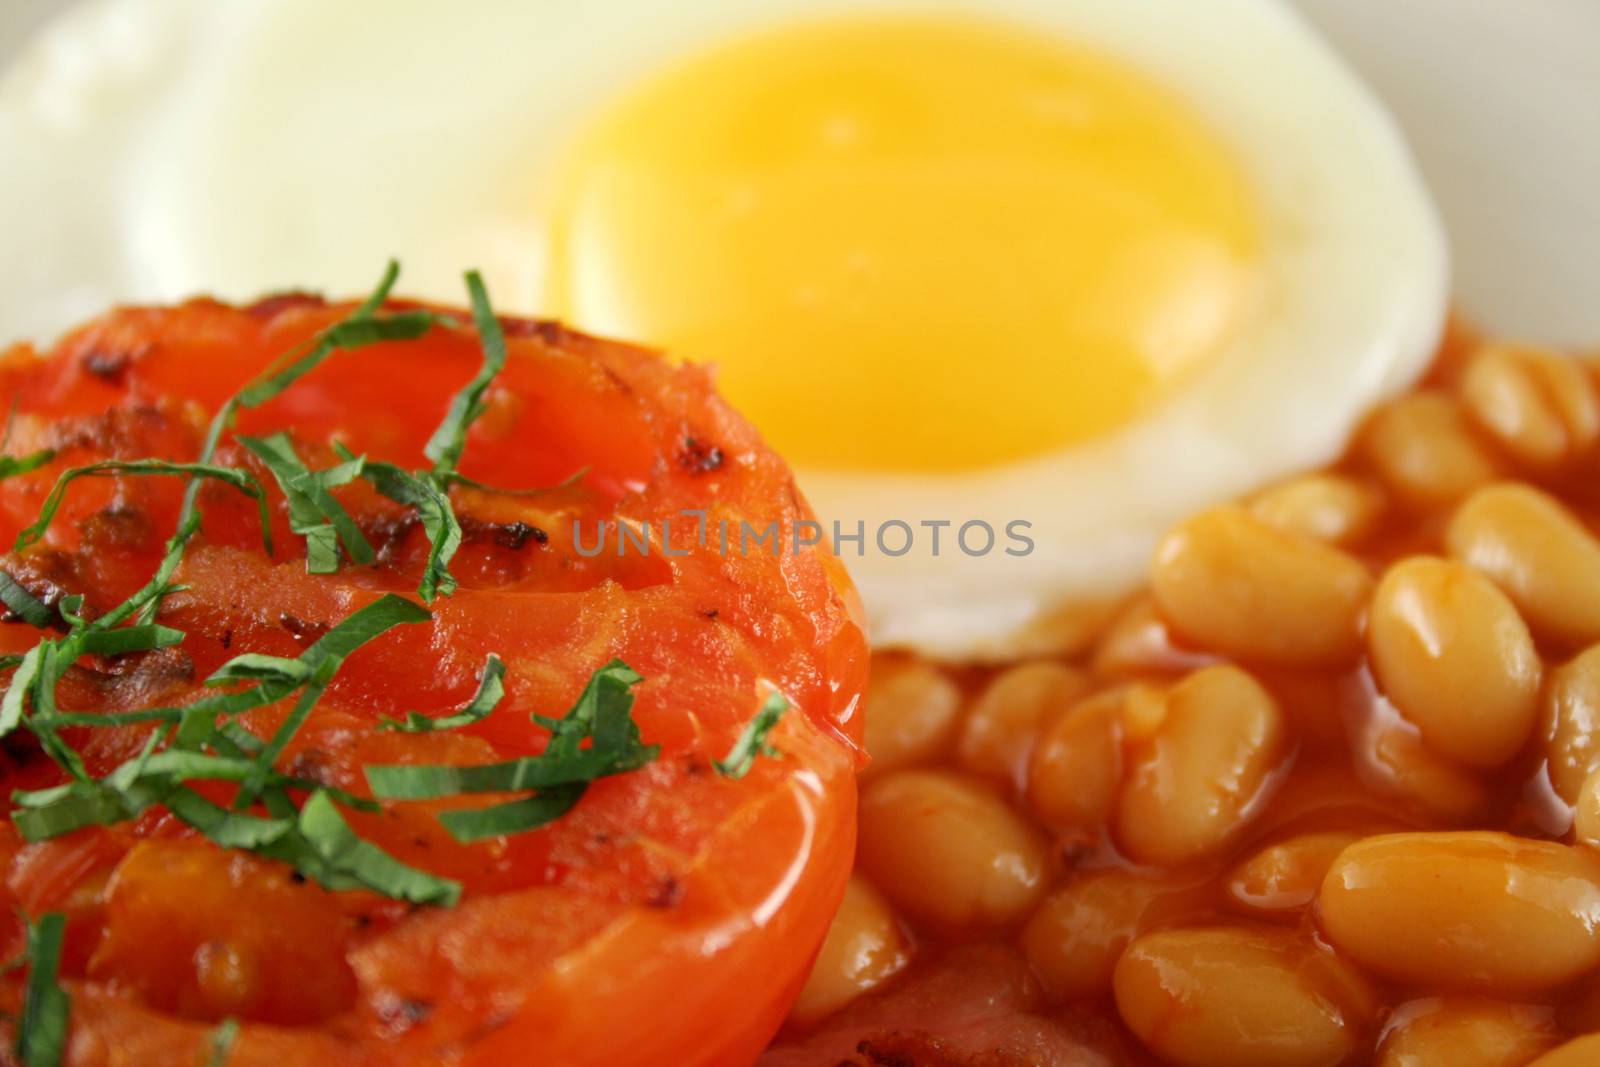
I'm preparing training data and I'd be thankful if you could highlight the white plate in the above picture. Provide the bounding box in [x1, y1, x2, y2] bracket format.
[1292, 0, 1600, 346]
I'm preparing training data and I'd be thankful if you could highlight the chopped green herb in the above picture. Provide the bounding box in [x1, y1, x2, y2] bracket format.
[0, 572, 54, 628]
[92, 261, 434, 632]
[367, 659, 656, 843]
[235, 314, 437, 411]
[437, 785, 583, 843]
[11, 788, 136, 842]
[578, 660, 649, 759]
[356, 458, 461, 602]
[295, 594, 432, 680]
[203, 653, 314, 688]
[443, 466, 589, 497]
[205, 1017, 240, 1067]
[238, 432, 374, 573]
[0, 449, 54, 482]
[234, 263, 434, 412]
[0, 645, 45, 739]
[220, 594, 430, 806]
[425, 271, 507, 478]
[713, 691, 790, 779]
[8, 595, 435, 906]
[380, 653, 505, 732]
[10, 740, 242, 843]
[53, 596, 85, 629]
[16, 912, 68, 1067]
[365, 747, 637, 799]
[296, 790, 461, 906]
[97, 513, 200, 631]
[368, 659, 648, 799]
[74, 624, 185, 657]
[344, 270, 509, 603]
[0, 262, 651, 914]
[165, 787, 293, 851]
[12, 460, 273, 556]
[1, 612, 181, 745]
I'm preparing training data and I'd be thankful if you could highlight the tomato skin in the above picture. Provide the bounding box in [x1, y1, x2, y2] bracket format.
[0, 297, 867, 1065]
[448, 719, 855, 1067]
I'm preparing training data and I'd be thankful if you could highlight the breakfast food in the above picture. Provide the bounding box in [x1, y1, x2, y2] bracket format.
[765, 327, 1600, 1065]
[4, 2, 1597, 1065]
[0, 269, 868, 1066]
[0, 0, 1445, 660]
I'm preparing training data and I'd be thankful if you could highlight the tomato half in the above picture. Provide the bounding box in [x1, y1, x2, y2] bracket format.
[0, 292, 868, 1066]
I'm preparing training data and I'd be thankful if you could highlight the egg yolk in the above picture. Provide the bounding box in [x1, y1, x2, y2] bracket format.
[544, 16, 1259, 472]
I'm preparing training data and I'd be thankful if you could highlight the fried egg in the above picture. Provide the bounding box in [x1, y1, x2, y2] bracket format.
[0, 0, 1446, 659]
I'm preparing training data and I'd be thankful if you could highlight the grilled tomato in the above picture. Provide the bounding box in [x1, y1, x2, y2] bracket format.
[0, 270, 867, 1067]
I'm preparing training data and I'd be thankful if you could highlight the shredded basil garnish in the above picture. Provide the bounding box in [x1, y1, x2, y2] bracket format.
[6, 595, 441, 899]
[0, 572, 54, 629]
[16, 912, 68, 1067]
[425, 271, 507, 478]
[347, 269, 505, 603]
[714, 692, 790, 779]
[233, 595, 430, 805]
[437, 787, 584, 843]
[354, 457, 462, 603]
[0, 449, 54, 483]
[0, 261, 793, 954]
[95, 263, 432, 632]
[443, 466, 588, 497]
[238, 432, 373, 574]
[73, 624, 185, 657]
[205, 1017, 239, 1067]
[13, 460, 273, 557]
[293, 790, 460, 905]
[367, 659, 657, 842]
[379, 654, 505, 733]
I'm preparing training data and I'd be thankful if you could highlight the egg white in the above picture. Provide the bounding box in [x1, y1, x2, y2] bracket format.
[0, 0, 1445, 660]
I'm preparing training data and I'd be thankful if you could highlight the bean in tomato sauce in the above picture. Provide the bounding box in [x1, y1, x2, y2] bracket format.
[771, 326, 1600, 1066]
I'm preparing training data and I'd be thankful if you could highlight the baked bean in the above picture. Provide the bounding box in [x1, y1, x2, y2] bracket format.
[1092, 595, 1217, 677]
[1376, 997, 1563, 1067]
[1447, 483, 1600, 646]
[857, 770, 1047, 930]
[957, 661, 1087, 784]
[1318, 832, 1600, 991]
[1113, 926, 1374, 1067]
[1527, 1034, 1600, 1067]
[1460, 344, 1600, 468]
[788, 876, 909, 1025]
[1026, 687, 1132, 830]
[1368, 556, 1542, 767]
[1151, 506, 1373, 666]
[1345, 670, 1491, 821]
[1019, 867, 1214, 1001]
[1249, 473, 1386, 547]
[1117, 666, 1286, 866]
[1544, 645, 1600, 804]
[860, 659, 962, 777]
[1575, 765, 1600, 848]
[1119, 680, 1171, 742]
[789, 328, 1600, 1065]
[1227, 832, 1362, 915]
[1359, 391, 1500, 511]
[1361, 718, 1490, 821]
